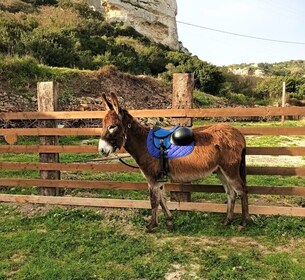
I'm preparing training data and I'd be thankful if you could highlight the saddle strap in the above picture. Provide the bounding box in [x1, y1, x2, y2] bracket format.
[157, 142, 169, 182]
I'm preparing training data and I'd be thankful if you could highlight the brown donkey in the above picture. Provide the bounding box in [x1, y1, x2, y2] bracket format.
[98, 93, 250, 231]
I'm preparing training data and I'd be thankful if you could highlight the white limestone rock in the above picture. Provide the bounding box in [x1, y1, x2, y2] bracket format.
[98, 0, 179, 50]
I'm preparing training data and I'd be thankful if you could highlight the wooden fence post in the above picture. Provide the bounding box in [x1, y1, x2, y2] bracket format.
[281, 81, 286, 125]
[170, 73, 194, 202]
[37, 82, 61, 196]
[171, 73, 194, 126]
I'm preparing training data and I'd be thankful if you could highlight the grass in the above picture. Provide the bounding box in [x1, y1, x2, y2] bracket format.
[1, 204, 305, 279]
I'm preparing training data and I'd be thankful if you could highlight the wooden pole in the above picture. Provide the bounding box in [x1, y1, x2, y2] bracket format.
[37, 82, 61, 196]
[281, 81, 286, 125]
[171, 73, 194, 126]
[170, 73, 194, 202]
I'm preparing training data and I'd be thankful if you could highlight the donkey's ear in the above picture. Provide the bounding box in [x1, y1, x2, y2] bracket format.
[101, 94, 113, 111]
[110, 93, 121, 115]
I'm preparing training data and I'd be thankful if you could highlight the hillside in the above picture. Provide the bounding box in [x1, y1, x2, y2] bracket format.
[228, 60, 305, 77]
[0, 0, 225, 112]
[0, 0, 304, 112]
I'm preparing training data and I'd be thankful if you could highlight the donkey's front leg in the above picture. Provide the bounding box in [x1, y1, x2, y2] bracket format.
[146, 183, 161, 232]
[159, 185, 173, 230]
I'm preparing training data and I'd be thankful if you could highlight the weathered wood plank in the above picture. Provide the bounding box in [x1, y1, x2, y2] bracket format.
[185, 106, 305, 117]
[0, 162, 139, 173]
[0, 145, 98, 153]
[0, 178, 148, 190]
[247, 166, 305, 176]
[0, 162, 304, 176]
[239, 127, 305, 135]
[1, 126, 305, 137]
[1, 194, 305, 217]
[1, 146, 305, 157]
[1, 106, 305, 120]
[1, 179, 305, 196]
[0, 128, 102, 136]
[246, 147, 305, 156]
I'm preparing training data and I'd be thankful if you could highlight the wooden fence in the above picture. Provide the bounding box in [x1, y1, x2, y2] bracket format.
[1, 79, 305, 217]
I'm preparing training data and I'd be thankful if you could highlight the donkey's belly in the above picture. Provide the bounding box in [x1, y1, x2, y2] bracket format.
[169, 164, 218, 182]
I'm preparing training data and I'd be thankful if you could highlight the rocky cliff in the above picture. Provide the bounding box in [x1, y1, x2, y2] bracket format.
[89, 0, 179, 50]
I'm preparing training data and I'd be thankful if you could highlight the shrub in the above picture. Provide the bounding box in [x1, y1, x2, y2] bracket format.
[161, 55, 224, 95]
[21, 27, 78, 67]
[0, 55, 44, 86]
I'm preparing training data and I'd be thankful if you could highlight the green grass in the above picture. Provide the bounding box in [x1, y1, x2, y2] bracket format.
[1, 205, 305, 280]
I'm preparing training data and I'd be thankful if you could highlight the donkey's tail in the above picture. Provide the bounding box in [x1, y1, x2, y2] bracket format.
[239, 148, 247, 192]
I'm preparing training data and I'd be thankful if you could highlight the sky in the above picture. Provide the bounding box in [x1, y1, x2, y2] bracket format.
[176, 0, 305, 66]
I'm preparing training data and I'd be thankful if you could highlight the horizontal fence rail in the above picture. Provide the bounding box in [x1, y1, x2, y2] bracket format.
[1, 179, 305, 196]
[1, 194, 305, 217]
[1, 106, 305, 120]
[1, 127, 305, 137]
[0, 162, 305, 176]
[1, 145, 305, 156]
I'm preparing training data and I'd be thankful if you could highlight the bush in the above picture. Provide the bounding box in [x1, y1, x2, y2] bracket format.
[21, 27, 78, 67]
[161, 54, 224, 95]
[0, 15, 38, 55]
[0, 55, 44, 86]
[22, 0, 58, 6]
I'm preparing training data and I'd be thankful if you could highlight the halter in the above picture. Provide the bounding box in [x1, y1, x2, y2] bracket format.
[117, 122, 140, 169]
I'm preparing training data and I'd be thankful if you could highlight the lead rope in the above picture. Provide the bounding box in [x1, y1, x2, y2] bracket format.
[117, 156, 139, 169]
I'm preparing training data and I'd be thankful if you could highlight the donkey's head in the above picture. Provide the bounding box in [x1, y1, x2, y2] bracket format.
[98, 93, 127, 156]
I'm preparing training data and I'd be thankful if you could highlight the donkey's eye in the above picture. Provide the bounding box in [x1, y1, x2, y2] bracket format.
[108, 125, 118, 133]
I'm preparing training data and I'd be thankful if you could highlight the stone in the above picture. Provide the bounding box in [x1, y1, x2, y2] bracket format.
[99, 0, 179, 50]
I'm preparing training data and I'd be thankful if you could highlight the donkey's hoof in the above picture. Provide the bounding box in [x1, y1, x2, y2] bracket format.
[222, 218, 233, 226]
[166, 220, 174, 231]
[238, 220, 249, 230]
[238, 224, 246, 231]
[146, 223, 158, 233]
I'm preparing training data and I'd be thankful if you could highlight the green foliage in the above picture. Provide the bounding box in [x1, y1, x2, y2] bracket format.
[255, 76, 285, 99]
[23, 0, 58, 5]
[22, 27, 79, 67]
[162, 54, 224, 95]
[0, 55, 44, 86]
[0, 14, 38, 55]
[0, 0, 37, 13]
[193, 90, 217, 107]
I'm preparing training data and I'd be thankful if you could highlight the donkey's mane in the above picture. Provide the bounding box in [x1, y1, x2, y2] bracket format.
[122, 109, 150, 136]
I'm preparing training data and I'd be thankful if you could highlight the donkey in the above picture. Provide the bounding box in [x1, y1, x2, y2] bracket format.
[98, 93, 250, 231]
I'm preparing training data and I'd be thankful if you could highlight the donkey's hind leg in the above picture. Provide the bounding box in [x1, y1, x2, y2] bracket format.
[230, 179, 249, 228]
[220, 167, 250, 228]
[217, 169, 236, 226]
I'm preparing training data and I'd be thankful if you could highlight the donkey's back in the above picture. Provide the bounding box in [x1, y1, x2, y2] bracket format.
[169, 123, 246, 182]
[196, 123, 246, 162]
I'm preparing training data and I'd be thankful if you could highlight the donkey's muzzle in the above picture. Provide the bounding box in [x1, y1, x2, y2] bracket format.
[98, 139, 114, 157]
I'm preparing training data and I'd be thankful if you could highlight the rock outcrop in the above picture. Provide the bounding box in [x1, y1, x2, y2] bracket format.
[89, 0, 179, 50]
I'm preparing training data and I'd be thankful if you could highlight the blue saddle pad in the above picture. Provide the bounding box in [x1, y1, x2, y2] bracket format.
[147, 127, 194, 159]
